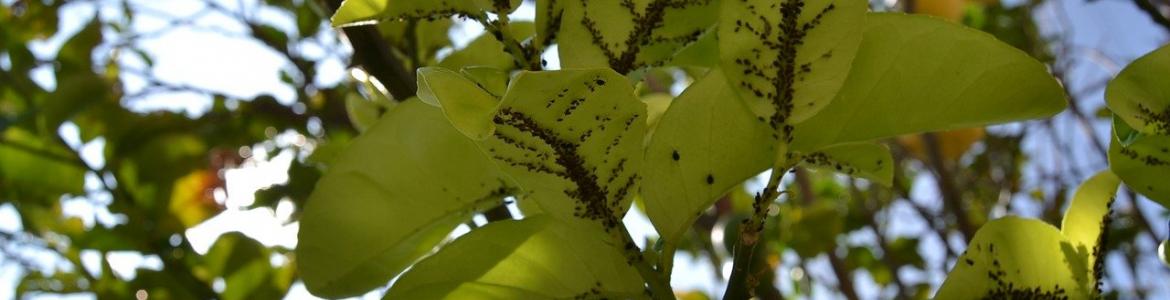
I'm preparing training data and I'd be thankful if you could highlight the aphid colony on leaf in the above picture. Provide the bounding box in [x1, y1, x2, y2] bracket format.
[579, 0, 713, 73]
[1135, 104, 1170, 135]
[730, 0, 836, 137]
[486, 77, 639, 233]
[963, 243, 1072, 300]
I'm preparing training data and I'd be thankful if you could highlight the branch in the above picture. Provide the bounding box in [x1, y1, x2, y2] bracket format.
[478, 13, 542, 70]
[615, 222, 674, 299]
[921, 133, 975, 242]
[724, 152, 793, 300]
[321, 0, 417, 100]
[1132, 0, 1170, 33]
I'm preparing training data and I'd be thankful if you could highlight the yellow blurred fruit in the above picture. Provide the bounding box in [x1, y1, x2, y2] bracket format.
[915, 0, 966, 22]
[169, 169, 223, 228]
[897, 127, 986, 162]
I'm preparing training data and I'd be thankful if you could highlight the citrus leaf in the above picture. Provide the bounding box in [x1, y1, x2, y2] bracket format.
[791, 13, 1066, 151]
[439, 22, 535, 71]
[558, 0, 718, 71]
[1109, 128, 1170, 207]
[799, 142, 893, 186]
[332, 0, 489, 27]
[719, 0, 866, 125]
[935, 217, 1091, 299]
[1105, 44, 1170, 136]
[416, 67, 499, 140]
[384, 217, 645, 299]
[1060, 170, 1120, 291]
[460, 66, 510, 98]
[642, 69, 774, 244]
[478, 69, 645, 229]
[297, 99, 512, 298]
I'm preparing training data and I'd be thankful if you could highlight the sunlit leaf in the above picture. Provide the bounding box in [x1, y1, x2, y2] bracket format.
[1109, 128, 1170, 207]
[719, 0, 866, 125]
[1060, 170, 1120, 290]
[332, 0, 490, 27]
[416, 67, 499, 140]
[460, 66, 510, 98]
[642, 69, 774, 244]
[1105, 44, 1170, 136]
[297, 99, 512, 298]
[938, 172, 1120, 299]
[799, 142, 893, 186]
[558, 0, 719, 71]
[478, 69, 644, 229]
[791, 13, 1066, 151]
[935, 217, 1090, 299]
[344, 92, 384, 132]
[640, 93, 672, 144]
[439, 22, 535, 71]
[384, 217, 644, 299]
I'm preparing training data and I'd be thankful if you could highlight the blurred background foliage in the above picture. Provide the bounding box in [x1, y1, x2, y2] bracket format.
[0, 0, 1168, 299]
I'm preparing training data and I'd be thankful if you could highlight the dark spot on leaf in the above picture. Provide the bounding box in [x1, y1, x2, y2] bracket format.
[672, 150, 680, 161]
[706, 174, 714, 185]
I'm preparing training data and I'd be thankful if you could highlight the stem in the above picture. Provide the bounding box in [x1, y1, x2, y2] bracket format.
[660, 242, 678, 282]
[615, 222, 674, 300]
[724, 154, 792, 300]
[479, 13, 541, 70]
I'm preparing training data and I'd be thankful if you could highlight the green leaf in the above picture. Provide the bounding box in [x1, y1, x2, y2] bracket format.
[42, 73, 112, 135]
[719, 0, 866, 125]
[1113, 114, 1144, 147]
[791, 13, 1066, 151]
[204, 232, 289, 300]
[384, 217, 645, 299]
[332, 0, 489, 27]
[344, 93, 382, 132]
[1060, 170, 1120, 290]
[798, 142, 893, 186]
[460, 66, 510, 98]
[937, 173, 1119, 299]
[534, 0, 563, 51]
[56, 18, 102, 74]
[296, 99, 512, 298]
[416, 67, 499, 140]
[1105, 44, 1170, 136]
[558, 0, 719, 71]
[642, 69, 774, 244]
[478, 69, 645, 228]
[1109, 127, 1170, 207]
[668, 26, 718, 68]
[439, 22, 535, 71]
[377, 18, 454, 66]
[0, 127, 86, 198]
[640, 93, 673, 144]
[935, 217, 1091, 299]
